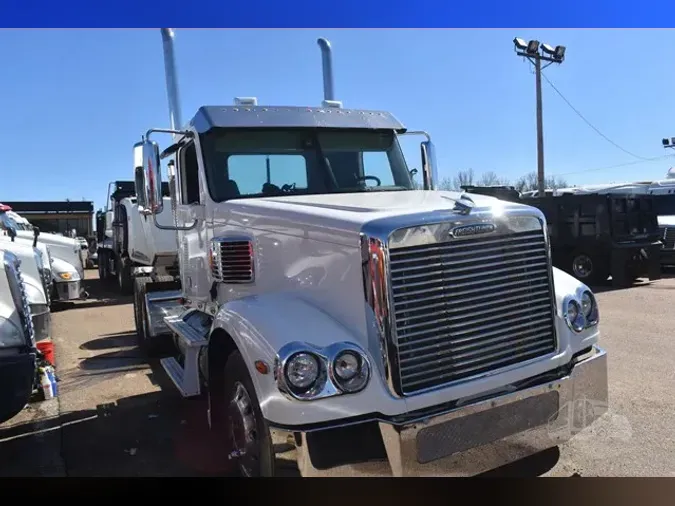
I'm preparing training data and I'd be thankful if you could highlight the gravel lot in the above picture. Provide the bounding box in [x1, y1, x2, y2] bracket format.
[1, 269, 674, 477]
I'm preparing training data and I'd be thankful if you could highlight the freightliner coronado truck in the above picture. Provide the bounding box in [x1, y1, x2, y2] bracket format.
[0, 249, 37, 424]
[132, 29, 609, 477]
[0, 205, 87, 302]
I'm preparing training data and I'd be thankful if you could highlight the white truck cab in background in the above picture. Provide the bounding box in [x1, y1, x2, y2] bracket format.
[130, 29, 609, 477]
[0, 205, 87, 302]
[0, 249, 37, 424]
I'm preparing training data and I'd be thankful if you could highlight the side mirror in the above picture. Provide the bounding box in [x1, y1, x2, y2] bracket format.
[133, 142, 148, 210]
[33, 226, 40, 248]
[134, 140, 163, 215]
[420, 140, 438, 190]
[7, 227, 16, 241]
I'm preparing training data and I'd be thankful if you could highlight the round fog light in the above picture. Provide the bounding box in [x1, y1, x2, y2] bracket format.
[333, 350, 370, 393]
[285, 353, 320, 391]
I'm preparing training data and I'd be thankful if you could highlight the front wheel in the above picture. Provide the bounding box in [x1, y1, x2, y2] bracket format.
[117, 258, 133, 295]
[219, 351, 276, 477]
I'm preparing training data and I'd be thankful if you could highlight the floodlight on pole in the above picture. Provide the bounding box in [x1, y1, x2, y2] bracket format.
[662, 137, 675, 150]
[512, 36, 567, 197]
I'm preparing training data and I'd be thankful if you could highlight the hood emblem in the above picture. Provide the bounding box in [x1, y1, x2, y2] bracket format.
[449, 223, 497, 238]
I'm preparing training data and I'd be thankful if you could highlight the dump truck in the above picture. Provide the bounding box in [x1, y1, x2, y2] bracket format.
[96, 180, 179, 294]
[131, 28, 608, 477]
[462, 185, 662, 286]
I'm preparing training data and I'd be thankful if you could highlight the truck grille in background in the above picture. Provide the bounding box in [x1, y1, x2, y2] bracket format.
[210, 239, 255, 284]
[660, 226, 675, 250]
[389, 229, 556, 395]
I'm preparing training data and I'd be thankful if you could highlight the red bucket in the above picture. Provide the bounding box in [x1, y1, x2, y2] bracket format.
[36, 341, 55, 366]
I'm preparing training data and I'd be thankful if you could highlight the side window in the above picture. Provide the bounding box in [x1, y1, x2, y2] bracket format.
[362, 151, 395, 186]
[180, 143, 201, 205]
[226, 154, 308, 196]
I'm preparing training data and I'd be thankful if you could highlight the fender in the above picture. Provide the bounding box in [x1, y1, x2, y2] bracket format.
[210, 293, 404, 427]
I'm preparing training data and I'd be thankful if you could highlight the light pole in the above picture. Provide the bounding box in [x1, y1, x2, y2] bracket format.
[661, 137, 675, 151]
[513, 37, 566, 197]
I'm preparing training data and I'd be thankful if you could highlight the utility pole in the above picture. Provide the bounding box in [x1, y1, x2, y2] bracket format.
[513, 38, 566, 197]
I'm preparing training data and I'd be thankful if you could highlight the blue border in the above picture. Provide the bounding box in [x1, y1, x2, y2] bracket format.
[1, 0, 673, 28]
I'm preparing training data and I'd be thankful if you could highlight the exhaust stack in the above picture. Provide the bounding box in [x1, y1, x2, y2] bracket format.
[317, 38, 342, 108]
[160, 28, 183, 137]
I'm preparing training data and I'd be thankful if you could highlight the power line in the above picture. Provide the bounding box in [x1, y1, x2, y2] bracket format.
[551, 153, 675, 177]
[541, 72, 650, 161]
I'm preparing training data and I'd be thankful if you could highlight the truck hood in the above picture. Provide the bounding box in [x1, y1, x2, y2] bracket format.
[16, 230, 83, 277]
[0, 240, 47, 305]
[217, 190, 531, 247]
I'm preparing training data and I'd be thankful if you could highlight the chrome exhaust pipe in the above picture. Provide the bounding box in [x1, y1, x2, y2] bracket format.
[160, 28, 183, 137]
[317, 38, 335, 102]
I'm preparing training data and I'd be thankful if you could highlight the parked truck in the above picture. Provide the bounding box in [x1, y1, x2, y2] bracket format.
[0, 249, 37, 424]
[0, 205, 87, 302]
[461, 185, 662, 286]
[131, 28, 608, 477]
[96, 181, 178, 294]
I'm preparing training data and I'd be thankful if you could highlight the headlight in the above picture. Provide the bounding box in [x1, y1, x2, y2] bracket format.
[332, 350, 370, 393]
[285, 352, 321, 392]
[580, 290, 598, 324]
[0, 316, 24, 348]
[563, 291, 599, 333]
[564, 298, 585, 332]
[277, 342, 371, 401]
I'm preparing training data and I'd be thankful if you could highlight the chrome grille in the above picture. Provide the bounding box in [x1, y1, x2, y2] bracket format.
[660, 226, 675, 250]
[388, 228, 556, 395]
[210, 238, 255, 284]
[3, 253, 35, 344]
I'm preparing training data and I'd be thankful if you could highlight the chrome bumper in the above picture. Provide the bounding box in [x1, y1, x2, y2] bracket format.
[298, 346, 608, 477]
[54, 280, 83, 301]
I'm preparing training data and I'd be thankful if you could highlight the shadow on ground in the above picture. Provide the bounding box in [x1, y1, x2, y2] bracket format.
[0, 376, 234, 477]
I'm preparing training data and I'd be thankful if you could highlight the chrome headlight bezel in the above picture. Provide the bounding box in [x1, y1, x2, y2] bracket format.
[275, 341, 371, 401]
[563, 291, 599, 333]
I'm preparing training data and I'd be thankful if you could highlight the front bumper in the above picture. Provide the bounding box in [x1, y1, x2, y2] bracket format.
[0, 352, 37, 424]
[297, 345, 608, 477]
[31, 309, 52, 343]
[53, 280, 84, 301]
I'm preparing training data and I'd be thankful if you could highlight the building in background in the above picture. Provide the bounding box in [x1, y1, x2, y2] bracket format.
[1, 200, 94, 238]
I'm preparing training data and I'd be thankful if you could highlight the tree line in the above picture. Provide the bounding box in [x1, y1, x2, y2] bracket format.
[419, 169, 569, 193]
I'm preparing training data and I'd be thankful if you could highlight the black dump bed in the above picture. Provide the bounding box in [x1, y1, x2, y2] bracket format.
[527, 193, 661, 244]
[110, 181, 171, 202]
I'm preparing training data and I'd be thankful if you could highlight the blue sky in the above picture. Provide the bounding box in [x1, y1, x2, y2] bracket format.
[1, 28, 674, 213]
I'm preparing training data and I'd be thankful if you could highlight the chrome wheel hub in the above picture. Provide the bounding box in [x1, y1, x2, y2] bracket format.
[228, 382, 259, 476]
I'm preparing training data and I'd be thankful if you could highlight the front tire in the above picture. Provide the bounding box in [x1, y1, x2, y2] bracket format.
[220, 351, 275, 477]
[134, 276, 167, 358]
[118, 257, 133, 295]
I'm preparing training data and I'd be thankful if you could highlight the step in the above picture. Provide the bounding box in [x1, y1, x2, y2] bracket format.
[160, 356, 201, 398]
[164, 315, 208, 348]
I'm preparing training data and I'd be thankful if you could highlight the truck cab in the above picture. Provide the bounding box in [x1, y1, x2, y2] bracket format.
[0, 205, 86, 302]
[0, 249, 37, 424]
[97, 180, 179, 294]
[132, 29, 609, 477]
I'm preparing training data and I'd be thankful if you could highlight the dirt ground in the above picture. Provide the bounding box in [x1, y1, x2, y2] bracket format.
[1, 269, 675, 477]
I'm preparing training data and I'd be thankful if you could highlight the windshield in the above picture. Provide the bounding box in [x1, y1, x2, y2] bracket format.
[200, 128, 414, 202]
[0, 212, 19, 232]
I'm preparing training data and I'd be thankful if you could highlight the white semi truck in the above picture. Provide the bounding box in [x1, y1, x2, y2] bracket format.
[0, 234, 51, 344]
[131, 28, 609, 477]
[0, 249, 37, 424]
[0, 205, 87, 302]
[97, 181, 179, 294]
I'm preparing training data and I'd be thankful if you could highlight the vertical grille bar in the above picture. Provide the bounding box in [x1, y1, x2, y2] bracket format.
[210, 238, 255, 284]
